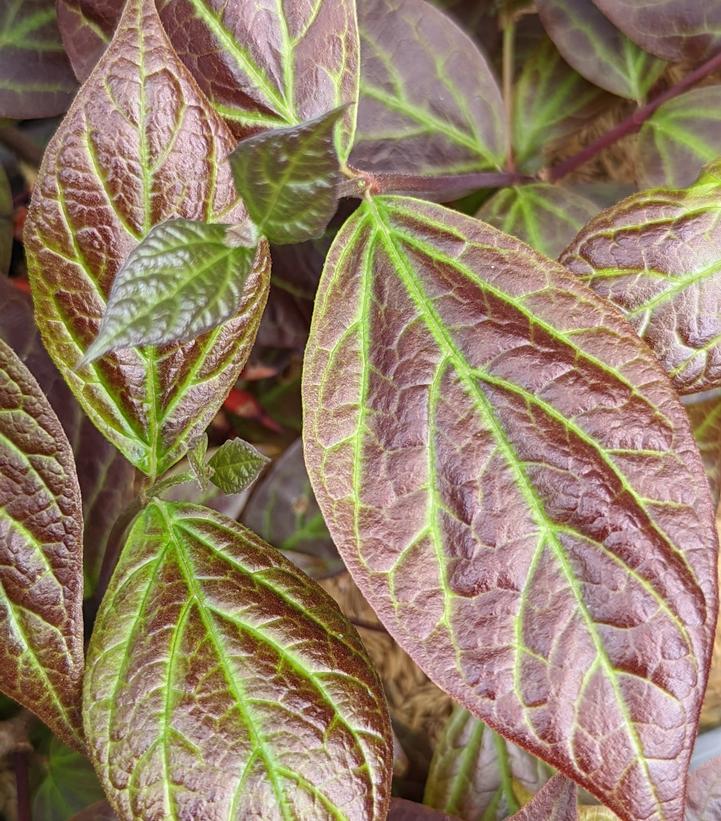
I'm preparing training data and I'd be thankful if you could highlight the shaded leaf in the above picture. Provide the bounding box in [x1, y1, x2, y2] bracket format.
[56, 0, 116, 82]
[69, 801, 118, 821]
[537, 0, 664, 101]
[686, 754, 721, 821]
[302, 195, 718, 820]
[81, 219, 261, 364]
[0, 0, 77, 118]
[637, 86, 721, 189]
[229, 109, 343, 245]
[208, 436, 269, 494]
[23, 0, 271, 478]
[0, 167, 11, 276]
[33, 738, 105, 821]
[0, 337, 84, 748]
[508, 774, 577, 820]
[560, 163, 721, 393]
[389, 799, 461, 820]
[351, 0, 507, 176]
[477, 184, 599, 258]
[84, 500, 392, 820]
[684, 391, 721, 505]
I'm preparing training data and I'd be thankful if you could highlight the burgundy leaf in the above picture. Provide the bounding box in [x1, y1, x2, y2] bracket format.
[686, 755, 721, 820]
[389, 798, 461, 820]
[509, 774, 578, 820]
[56, 0, 117, 82]
[684, 392, 721, 506]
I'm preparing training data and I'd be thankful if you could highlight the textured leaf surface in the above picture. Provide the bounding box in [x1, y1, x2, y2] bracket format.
[686, 755, 721, 821]
[389, 799, 460, 820]
[509, 775, 577, 820]
[229, 109, 343, 245]
[56, 0, 116, 82]
[0, 167, 12, 276]
[0, 338, 84, 748]
[0, 0, 77, 118]
[637, 86, 721, 189]
[84, 500, 392, 820]
[477, 184, 599, 258]
[33, 738, 105, 821]
[351, 0, 507, 176]
[685, 392, 721, 506]
[23, 0, 271, 478]
[208, 437, 269, 494]
[560, 166, 721, 393]
[303, 195, 718, 820]
[536, 0, 664, 101]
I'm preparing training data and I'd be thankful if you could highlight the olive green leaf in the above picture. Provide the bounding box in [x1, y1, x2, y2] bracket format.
[208, 437, 270, 494]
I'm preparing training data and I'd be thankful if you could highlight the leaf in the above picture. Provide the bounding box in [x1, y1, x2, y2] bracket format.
[560, 163, 721, 393]
[0, 337, 84, 748]
[536, 0, 665, 101]
[424, 706, 549, 820]
[302, 195, 718, 821]
[84, 500, 392, 820]
[351, 0, 507, 176]
[81, 219, 261, 364]
[56, 0, 117, 82]
[23, 0, 271, 478]
[0, 0, 77, 118]
[686, 755, 721, 821]
[508, 775, 577, 820]
[684, 392, 721, 505]
[229, 109, 344, 245]
[208, 436, 270, 493]
[389, 799, 461, 820]
[32, 737, 105, 821]
[512, 37, 610, 172]
[69, 801, 118, 821]
[477, 184, 599, 258]
[637, 86, 721, 189]
[0, 167, 12, 276]
[594, 0, 721, 62]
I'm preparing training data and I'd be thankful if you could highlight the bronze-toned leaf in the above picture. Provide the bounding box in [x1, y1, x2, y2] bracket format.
[686, 754, 721, 821]
[56, 0, 117, 82]
[684, 391, 721, 505]
[509, 774, 577, 820]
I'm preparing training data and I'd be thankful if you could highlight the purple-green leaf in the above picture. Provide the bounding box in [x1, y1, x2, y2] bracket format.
[686, 754, 721, 821]
[56, 0, 116, 82]
[208, 436, 269, 494]
[508, 774, 577, 820]
[32, 737, 105, 821]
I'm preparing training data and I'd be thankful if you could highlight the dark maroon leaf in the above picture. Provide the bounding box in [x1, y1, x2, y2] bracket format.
[686, 754, 721, 820]
[389, 798, 461, 820]
[56, 0, 116, 82]
[508, 775, 577, 820]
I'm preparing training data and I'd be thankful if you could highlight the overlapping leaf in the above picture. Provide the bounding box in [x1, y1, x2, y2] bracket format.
[536, 0, 664, 101]
[478, 184, 599, 258]
[208, 436, 269, 493]
[351, 0, 507, 176]
[84, 500, 392, 820]
[509, 775, 577, 820]
[389, 799, 460, 820]
[0, 0, 77, 118]
[24, 0, 271, 478]
[303, 195, 718, 820]
[560, 164, 721, 393]
[686, 755, 721, 821]
[33, 738, 105, 821]
[56, 0, 116, 82]
[684, 392, 721, 505]
[0, 338, 84, 748]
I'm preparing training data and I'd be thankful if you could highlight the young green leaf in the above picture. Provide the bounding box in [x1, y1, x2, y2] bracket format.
[0, 338, 84, 749]
[0, 166, 12, 276]
[508, 775, 577, 820]
[208, 436, 269, 493]
[684, 392, 721, 505]
[686, 754, 721, 821]
[478, 184, 599, 258]
[303, 195, 718, 821]
[84, 500, 392, 820]
[56, 0, 116, 82]
[33, 738, 105, 821]
[0, 0, 77, 118]
[229, 109, 344, 245]
[351, 0, 507, 176]
[536, 0, 665, 101]
[23, 0, 271, 478]
[560, 164, 721, 393]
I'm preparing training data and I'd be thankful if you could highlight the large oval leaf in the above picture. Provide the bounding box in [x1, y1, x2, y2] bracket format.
[560, 165, 721, 393]
[23, 0, 271, 478]
[84, 500, 392, 820]
[0, 337, 84, 748]
[302, 195, 718, 820]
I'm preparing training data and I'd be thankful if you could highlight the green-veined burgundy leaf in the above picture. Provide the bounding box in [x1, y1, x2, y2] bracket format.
[593, 0, 721, 62]
[686, 755, 721, 821]
[0, 0, 77, 118]
[560, 163, 721, 393]
[509, 775, 577, 820]
[351, 0, 507, 176]
[684, 392, 721, 505]
[33, 737, 105, 821]
[0, 337, 84, 749]
[83, 500, 392, 820]
[229, 109, 344, 245]
[302, 194, 718, 821]
[208, 436, 269, 493]
[637, 86, 721, 189]
[0, 167, 12, 276]
[81, 218, 261, 364]
[56, 0, 116, 82]
[536, 0, 665, 101]
[477, 184, 599, 258]
[23, 0, 271, 478]
[424, 706, 549, 820]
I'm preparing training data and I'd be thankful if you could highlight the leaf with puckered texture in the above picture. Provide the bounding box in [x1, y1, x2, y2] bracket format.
[684, 392, 721, 506]
[208, 437, 269, 494]
[56, 0, 117, 82]
[509, 775, 577, 820]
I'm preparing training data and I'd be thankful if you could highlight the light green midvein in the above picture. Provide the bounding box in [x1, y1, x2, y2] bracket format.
[441, 713, 485, 812]
[274, 0, 295, 117]
[626, 258, 721, 318]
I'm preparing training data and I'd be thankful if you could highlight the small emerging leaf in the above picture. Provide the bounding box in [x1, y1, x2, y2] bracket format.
[229, 109, 344, 245]
[509, 775, 577, 820]
[208, 436, 269, 493]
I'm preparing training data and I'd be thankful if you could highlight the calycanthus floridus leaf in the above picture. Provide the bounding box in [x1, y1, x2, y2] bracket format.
[208, 437, 269, 494]
[83, 500, 392, 820]
[0, 338, 84, 749]
[684, 391, 721, 505]
[302, 195, 718, 820]
[508, 775, 577, 821]
[560, 161, 721, 393]
[56, 0, 117, 82]
[23, 0, 271, 478]
[229, 108, 344, 245]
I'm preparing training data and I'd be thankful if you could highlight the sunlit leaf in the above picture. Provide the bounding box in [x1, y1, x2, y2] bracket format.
[33, 738, 105, 821]
[303, 195, 718, 820]
[56, 0, 116, 82]
[509, 774, 577, 820]
[23, 0, 271, 478]
[84, 500, 392, 820]
[208, 436, 269, 494]
[686, 754, 721, 820]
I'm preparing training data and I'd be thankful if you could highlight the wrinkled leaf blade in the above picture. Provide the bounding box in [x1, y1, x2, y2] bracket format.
[509, 774, 577, 820]
[208, 436, 269, 493]
[684, 392, 721, 505]
[56, 0, 116, 82]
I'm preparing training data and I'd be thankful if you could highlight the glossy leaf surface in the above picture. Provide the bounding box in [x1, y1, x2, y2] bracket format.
[509, 775, 577, 820]
[56, 0, 116, 82]
[33, 738, 105, 821]
[478, 184, 599, 258]
[686, 755, 721, 821]
[229, 109, 343, 245]
[0, 0, 77, 118]
[208, 437, 269, 494]
[0, 338, 84, 748]
[84, 500, 392, 820]
[560, 166, 721, 393]
[303, 195, 718, 820]
[685, 392, 721, 505]
[536, 0, 664, 101]
[24, 0, 271, 478]
[637, 86, 721, 189]
[351, 0, 507, 175]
